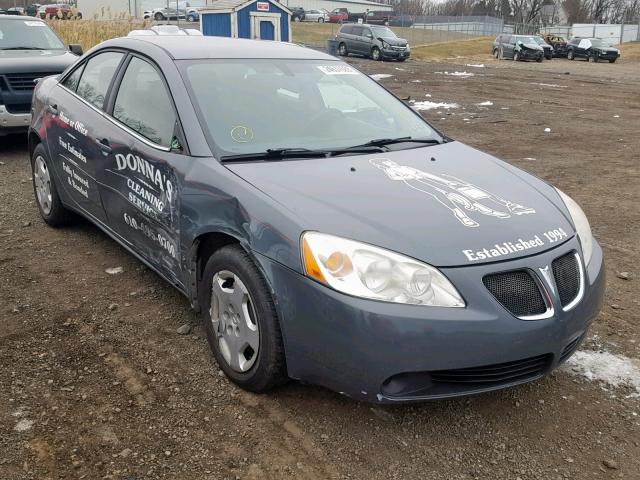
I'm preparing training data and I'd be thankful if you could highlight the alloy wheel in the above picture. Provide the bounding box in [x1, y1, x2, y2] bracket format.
[210, 270, 259, 373]
[33, 155, 52, 215]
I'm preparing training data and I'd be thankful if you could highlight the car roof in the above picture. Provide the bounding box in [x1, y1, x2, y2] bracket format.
[0, 13, 44, 19]
[100, 35, 337, 61]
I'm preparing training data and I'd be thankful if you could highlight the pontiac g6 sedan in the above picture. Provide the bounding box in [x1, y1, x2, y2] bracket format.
[29, 36, 605, 402]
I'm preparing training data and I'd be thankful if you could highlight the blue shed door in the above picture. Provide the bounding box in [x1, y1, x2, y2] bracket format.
[259, 20, 275, 40]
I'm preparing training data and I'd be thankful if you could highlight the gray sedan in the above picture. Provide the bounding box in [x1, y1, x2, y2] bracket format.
[28, 35, 604, 402]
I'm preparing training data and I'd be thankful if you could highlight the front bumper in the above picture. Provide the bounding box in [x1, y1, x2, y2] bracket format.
[0, 105, 31, 130]
[382, 47, 410, 59]
[257, 237, 605, 403]
[518, 49, 543, 60]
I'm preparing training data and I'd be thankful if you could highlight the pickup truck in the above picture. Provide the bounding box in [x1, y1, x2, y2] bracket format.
[327, 8, 366, 23]
[0, 15, 81, 136]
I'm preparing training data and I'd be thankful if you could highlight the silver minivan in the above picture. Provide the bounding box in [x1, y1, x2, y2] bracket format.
[336, 23, 410, 61]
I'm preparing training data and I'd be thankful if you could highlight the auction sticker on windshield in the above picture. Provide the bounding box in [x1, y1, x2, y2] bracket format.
[317, 65, 358, 75]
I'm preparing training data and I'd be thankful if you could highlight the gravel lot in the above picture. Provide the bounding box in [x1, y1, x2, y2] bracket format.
[1, 54, 639, 480]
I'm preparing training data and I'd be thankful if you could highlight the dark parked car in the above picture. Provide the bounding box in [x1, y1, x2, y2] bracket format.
[533, 36, 553, 60]
[365, 10, 394, 25]
[29, 35, 603, 403]
[0, 15, 81, 136]
[567, 37, 620, 63]
[336, 23, 410, 61]
[290, 6, 305, 22]
[492, 34, 544, 62]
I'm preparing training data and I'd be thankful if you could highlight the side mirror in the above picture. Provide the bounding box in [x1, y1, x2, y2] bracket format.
[68, 44, 83, 56]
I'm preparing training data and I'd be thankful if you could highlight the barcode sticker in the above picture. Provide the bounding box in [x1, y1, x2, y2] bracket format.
[317, 65, 357, 75]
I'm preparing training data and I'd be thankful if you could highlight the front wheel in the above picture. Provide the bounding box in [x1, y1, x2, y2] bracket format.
[186, 14, 195, 22]
[567, 50, 574, 60]
[588, 54, 597, 63]
[371, 46, 381, 61]
[513, 51, 520, 62]
[31, 143, 74, 227]
[338, 42, 348, 56]
[154, 12, 164, 21]
[199, 245, 287, 392]
[318, 17, 324, 23]
[536, 56, 543, 63]
[493, 48, 499, 59]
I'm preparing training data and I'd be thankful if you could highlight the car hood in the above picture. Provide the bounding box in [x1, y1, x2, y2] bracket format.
[227, 142, 574, 267]
[380, 37, 407, 46]
[520, 42, 543, 51]
[0, 49, 77, 74]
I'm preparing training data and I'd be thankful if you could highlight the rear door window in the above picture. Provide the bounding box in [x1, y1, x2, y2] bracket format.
[112, 56, 177, 147]
[340, 25, 352, 34]
[352, 26, 364, 37]
[76, 51, 125, 110]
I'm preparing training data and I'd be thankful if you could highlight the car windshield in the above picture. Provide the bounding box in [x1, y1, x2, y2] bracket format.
[533, 37, 546, 45]
[181, 59, 439, 156]
[0, 19, 65, 50]
[517, 36, 537, 44]
[590, 39, 608, 47]
[370, 26, 397, 39]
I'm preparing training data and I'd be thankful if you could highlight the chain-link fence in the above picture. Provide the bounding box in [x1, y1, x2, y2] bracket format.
[291, 15, 584, 49]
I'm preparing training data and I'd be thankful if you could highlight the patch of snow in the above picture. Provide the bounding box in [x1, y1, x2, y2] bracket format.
[544, 127, 551, 133]
[410, 79, 422, 83]
[530, 82, 568, 88]
[613, 115, 620, 118]
[105, 267, 124, 275]
[14, 419, 34, 432]
[466, 64, 485, 68]
[435, 71, 474, 77]
[500, 107, 509, 110]
[425, 94, 432, 97]
[394, 67, 406, 71]
[370, 74, 393, 81]
[523, 157, 537, 161]
[476, 101, 493, 106]
[563, 350, 640, 396]
[412, 101, 459, 111]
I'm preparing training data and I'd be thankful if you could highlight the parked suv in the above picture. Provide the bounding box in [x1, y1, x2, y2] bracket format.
[566, 37, 620, 63]
[336, 24, 409, 61]
[492, 34, 544, 62]
[0, 15, 81, 136]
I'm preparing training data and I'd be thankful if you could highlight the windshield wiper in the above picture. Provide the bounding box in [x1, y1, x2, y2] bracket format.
[221, 148, 329, 162]
[354, 137, 443, 149]
[1, 46, 43, 50]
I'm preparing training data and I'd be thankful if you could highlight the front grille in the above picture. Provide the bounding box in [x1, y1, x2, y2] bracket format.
[552, 253, 581, 307]
[483, 270, 547, 318]
[5, 73, 57, 91]
[5, 103, 31, 114]
[430, 354, 552, 385]
[560, 334, 584, 363]
[391, 45, 407, 51]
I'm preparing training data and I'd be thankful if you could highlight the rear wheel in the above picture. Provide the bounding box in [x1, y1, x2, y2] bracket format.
[536, 56, 543, 63]
[338, 42, 348, 56]
[154, 12, 163, 21]
[567, 49, 574, 60]
[513, 51, 520, 62]
[186, 14, 195, 22]
[199, 245, 287, 392]
[318, 17, 324, 23]
[588, 54, 597, 63]
[294, 16, 300, 22]
[31, 143, 74, 227]
[371, 46, 381, 61]
[493, 48, 499, 59]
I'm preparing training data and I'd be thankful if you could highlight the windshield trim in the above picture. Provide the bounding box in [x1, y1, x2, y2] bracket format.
[176, 58, 445, 162]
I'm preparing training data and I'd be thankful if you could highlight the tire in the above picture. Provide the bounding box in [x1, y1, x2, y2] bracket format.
[384, 20, 389, 26]
[294, 16, 300, 22]
[338, 42, 348, 56]
[371, 46, 381, 61]
[31, 143, 74, 227]
[536, 56, 543, 63]
[397, 58, 407, 62]
[186, 14, 195, 22]
[154, 12, 163, 21]
[513, 51, 520, 62]
[609, 58, 616, 63]
[199, 244, 287, 392]
[588, 55, 596, 63]
[499, 47, 505, 60]
[318, 17, 324, 23]
[567, 50, 574, 60]
[493, 48, 499, 59]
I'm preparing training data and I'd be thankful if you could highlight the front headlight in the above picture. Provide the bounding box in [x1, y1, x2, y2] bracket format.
[556, 188, 594, 265]
[301, 232, 465, 307]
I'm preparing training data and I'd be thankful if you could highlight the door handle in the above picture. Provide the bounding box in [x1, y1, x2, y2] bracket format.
[47, 104, 58, 115]
[96, 138, 112, 155]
